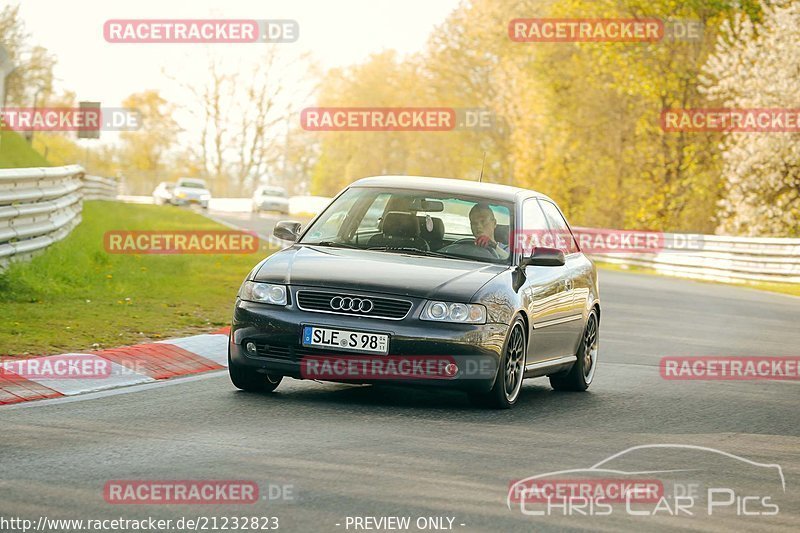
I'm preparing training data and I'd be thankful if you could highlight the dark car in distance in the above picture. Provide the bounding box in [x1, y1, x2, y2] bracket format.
[228, 176, 600, 408]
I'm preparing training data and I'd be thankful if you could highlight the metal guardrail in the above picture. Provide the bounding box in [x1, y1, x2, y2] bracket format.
[588, 232, 800, 284]
[82, 174, 119, 200]
[0, 165, 118, 268]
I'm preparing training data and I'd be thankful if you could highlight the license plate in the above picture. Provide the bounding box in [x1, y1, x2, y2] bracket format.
[302, 326, 389, 355]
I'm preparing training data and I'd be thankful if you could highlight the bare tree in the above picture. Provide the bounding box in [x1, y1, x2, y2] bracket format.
[171, 47, 312, 195]
[0, 5, 56, 107]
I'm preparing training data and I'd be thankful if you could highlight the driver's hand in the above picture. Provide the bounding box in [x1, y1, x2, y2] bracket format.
[475, 235, 496, 248]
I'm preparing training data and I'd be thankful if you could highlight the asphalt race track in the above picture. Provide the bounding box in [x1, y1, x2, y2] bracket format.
[1, 211, 798, 531]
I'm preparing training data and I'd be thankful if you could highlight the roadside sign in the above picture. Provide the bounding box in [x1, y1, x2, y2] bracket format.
[78, 101, 101, 139]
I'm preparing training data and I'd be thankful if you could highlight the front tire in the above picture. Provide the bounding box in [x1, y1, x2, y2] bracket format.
[550, 308, 599, 391]
[229, 351, 282, 393]
[469, 316, 526, 409]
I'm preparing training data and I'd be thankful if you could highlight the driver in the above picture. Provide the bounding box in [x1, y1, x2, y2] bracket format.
[469, 203, 509, 259]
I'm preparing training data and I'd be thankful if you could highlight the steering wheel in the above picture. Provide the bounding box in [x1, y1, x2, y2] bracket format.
[440, 238, 500, 259]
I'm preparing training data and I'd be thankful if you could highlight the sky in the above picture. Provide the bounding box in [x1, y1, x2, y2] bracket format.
[14, 0, 462, 106]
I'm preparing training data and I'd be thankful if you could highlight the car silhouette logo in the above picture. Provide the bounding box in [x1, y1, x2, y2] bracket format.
[507, 443, 786, 510]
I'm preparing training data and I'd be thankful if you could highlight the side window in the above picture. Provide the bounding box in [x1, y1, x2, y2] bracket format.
[520, 199, 549, 256]
[539, 200, 580, 254]
[305, 194, 360, 242]
[356, 193, 391, 234]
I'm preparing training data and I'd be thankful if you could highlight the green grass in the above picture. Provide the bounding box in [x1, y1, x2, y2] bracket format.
[0, 201, 275, 355]
[0, 130, 50, 168]
[596, 261, 800, 297]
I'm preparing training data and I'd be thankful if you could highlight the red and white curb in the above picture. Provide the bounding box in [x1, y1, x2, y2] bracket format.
[0, 327, 231, 405]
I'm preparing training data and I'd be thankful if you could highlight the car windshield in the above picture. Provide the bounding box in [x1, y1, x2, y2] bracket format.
[177, 180, 207, 189]
[299, 187, 513, 265]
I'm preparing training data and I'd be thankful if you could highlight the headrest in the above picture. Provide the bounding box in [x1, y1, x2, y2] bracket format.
[495, 224, 510, 245]
[383, 211, 420, 238]
[417, 216, 445, 239]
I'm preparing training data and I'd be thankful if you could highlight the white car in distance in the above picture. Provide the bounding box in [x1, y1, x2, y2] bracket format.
[172, 178, 211, 209]
[252, 186, 290, 214]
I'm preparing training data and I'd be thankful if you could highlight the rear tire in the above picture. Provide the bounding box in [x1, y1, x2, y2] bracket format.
[468, 316, 526, 409]
[550, 308, 599, 392]
[228, 351, 282, 393]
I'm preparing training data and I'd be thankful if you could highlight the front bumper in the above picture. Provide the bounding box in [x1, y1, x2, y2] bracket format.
[173, 196, 209, 207]
[230, 287, 508, 392]
[256, 201, 289, 212]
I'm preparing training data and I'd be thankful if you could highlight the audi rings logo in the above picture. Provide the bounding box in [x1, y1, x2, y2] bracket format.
[330, 296, 374, 313]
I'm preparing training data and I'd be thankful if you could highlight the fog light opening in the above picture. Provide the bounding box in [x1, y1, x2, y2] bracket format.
[246, 342, 257, 355]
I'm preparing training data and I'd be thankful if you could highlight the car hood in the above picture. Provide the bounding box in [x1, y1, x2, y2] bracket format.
[253, 245, 507, 300]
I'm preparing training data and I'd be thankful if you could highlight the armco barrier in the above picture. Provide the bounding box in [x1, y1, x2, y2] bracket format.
[588, 232, 800, 284]
[0, 165, 118, 268]
[82, 174, 119, 200]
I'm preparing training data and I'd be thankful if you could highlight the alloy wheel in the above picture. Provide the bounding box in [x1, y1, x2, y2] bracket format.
[504, 324, 525, 402]
[582, 313, 599, 383]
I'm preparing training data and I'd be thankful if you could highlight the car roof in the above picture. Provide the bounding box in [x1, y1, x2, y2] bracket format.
[349, 175, 551, 203]
[177, 177, 206, 184]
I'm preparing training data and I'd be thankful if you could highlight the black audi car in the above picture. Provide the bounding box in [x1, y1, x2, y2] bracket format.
[229, 176, 600, 408]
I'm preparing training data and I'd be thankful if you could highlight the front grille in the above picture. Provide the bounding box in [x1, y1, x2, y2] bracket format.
[296, 290, 412, 320]
[253, 343, 294, 360]
[251, 342, 373, 361]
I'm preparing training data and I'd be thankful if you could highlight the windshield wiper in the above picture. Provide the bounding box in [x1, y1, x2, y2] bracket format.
[367, 246, 451, 258]
[304, 241, 360, 249]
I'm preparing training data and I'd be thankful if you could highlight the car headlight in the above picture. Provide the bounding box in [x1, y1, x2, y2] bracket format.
[239, 281, 287, 305]
[176, 192, 187, 198]
[201, 194, 211, 200]
[420, 301, 486, 324]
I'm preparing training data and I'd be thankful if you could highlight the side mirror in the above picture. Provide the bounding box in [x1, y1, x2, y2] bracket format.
[520, 246, 565, 268]
[273, 220, 302, 242]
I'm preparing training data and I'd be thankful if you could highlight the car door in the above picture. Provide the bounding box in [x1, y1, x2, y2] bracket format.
[519, 198, 575, 364]
[538, 199, 587, 356]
